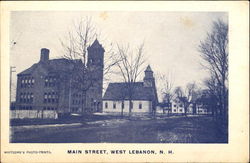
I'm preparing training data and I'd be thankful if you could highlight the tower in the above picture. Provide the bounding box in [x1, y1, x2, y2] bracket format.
[87, 39, 105, 69]
[143, 65, 155, 87]
[86, 39, 105, 112]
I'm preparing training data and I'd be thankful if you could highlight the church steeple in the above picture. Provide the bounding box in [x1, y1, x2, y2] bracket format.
[89, 39, 104, 50]
[143, 65, 154, 87]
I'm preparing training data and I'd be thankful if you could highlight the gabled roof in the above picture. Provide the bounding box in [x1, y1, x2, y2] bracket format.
[103, 82, 157, 101]
[18, 58, 82, 76]
[18, 63, 39, 75]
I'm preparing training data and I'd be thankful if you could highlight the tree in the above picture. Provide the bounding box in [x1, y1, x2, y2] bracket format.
[115, 43, 146, 117]
[174, 83, 197, 116]
[60, 17, 118, 113]
[157, 73, 174, 114]
[203, 75, 222, 119]
[198, 19, 228, 121]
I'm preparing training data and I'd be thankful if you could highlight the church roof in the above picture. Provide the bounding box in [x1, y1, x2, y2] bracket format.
[89, 39, 103, 49]
[145, 65, 152, 72]
[18, 58, 82, 75]
[103, 82, 157, 101]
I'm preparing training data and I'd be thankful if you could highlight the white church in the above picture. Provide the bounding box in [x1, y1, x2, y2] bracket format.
[102, 65, 158, 115]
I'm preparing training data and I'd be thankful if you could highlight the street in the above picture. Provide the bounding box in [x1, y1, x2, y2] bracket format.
[11, 116, 227, 143]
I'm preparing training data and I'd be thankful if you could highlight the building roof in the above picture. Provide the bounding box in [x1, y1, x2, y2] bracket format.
[18, 58, 82, 76]
[103, 82, 157, 101]
[145, 65, 152, 72]
[89, 39, 103, 49]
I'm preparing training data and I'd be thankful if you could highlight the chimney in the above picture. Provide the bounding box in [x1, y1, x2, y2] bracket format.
[40, 48, 49, 62]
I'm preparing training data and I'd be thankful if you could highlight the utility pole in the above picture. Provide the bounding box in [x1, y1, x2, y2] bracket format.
[68, 78, 72, 113]
[10, 66, 16, 105]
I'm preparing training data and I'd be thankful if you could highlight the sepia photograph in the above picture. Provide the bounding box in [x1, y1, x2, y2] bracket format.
[9, 11, 228, 143]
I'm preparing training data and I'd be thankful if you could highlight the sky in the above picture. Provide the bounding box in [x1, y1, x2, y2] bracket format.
[10, 11, 227, 100]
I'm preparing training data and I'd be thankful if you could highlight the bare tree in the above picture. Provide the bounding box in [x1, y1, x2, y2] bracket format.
[60, 17, 118, 113]
[174, 83, 197, 116]
[156, 73, 174, 114]
[203, 75, 222, 119]
[115, 43, 146, 117]
[198, 19, 228, 121]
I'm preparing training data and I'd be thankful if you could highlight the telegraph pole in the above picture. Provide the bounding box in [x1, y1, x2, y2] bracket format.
[10, 66, 16, 105]
[69, 78, 72, 113]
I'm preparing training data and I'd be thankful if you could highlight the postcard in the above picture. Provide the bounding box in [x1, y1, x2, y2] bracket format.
[1, 1, 249, 162]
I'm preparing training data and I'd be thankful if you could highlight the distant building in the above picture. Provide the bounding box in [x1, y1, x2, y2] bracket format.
[171, 98, 185, 114]
[13, 39, 104, 119]
[156, 102, 171, 114]
[195, 92, 213, 115]
[102, 65, 158, 115]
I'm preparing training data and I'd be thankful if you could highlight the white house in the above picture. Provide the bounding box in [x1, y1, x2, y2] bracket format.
[102, 65, 158, 115]
[171, 99, 185, 114]
[170, 98, 194, 114]
[196, 104, 211, 114]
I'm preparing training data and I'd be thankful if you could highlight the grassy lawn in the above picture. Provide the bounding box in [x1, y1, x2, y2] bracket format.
[10, 116, 227, 143]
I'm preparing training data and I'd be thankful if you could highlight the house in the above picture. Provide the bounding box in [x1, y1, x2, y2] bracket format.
[196, 104, 211, 114]
[171, 98, 185, 114]
[13, 39, 104, 119]
[102, 65, 158, 116]
[156, 102, 171, 114]
[170, 97, 196, 115]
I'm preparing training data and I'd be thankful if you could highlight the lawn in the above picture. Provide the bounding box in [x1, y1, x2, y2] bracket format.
[10, 115, 228, 143]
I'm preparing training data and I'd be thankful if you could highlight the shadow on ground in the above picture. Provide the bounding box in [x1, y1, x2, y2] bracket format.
[10, 116, 228, 143]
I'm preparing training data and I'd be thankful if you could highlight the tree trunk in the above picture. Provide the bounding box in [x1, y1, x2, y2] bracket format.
[129, 100, 132, 117]
[121, 107, 124, 117]
[184, 104, 188, 117]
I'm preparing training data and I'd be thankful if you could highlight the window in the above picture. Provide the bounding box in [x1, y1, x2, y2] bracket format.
[20, 93, 23, 102]
[174, 109, 177, 112]
[139, 103, 142, 109]
[30, 93, 34, 103]
[45, 77, 49, 86]
[105, 102, 108, 109]
[48, 93, 51, 103]
[179, 109, 183, 112]
[27, 93, 30, 103]
[45, 76, 56, 87]
[31, 77, 35, 84]
[44, 93, 48, 103]
[180, 104, 183, 107]
[174, 105, 176, 107]
[113, 102, 116, 109]
[23, 93, 26, 103]
[121, 101, 124, 109]
[130, 102, 133, 109]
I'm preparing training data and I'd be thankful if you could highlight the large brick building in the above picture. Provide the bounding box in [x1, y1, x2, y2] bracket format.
[14, 39, 104, 118]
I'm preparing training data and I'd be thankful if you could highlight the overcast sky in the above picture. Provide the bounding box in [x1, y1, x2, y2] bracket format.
[10, 11, 227, 100]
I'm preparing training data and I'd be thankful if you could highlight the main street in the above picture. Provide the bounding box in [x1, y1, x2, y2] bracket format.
[11, 116, 227, 143]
